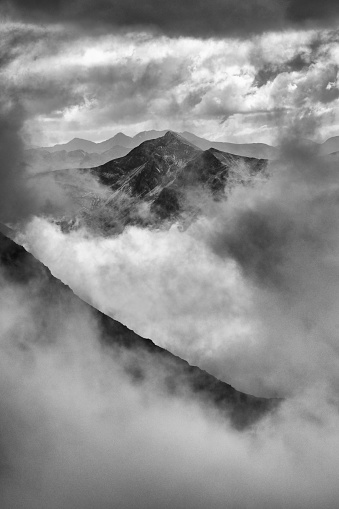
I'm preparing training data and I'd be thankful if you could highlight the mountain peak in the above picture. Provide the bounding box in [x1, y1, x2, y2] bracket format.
[163, 130, 182, 140]
[162, 130, 199, 148]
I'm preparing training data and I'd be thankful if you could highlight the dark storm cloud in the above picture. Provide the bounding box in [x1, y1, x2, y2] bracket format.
[4, 46, 193, 127]
[287, 0, 339, 24]
[254, 61, 339, 106]
[0, 98, 39, 222]
[254, 55, 310, 88]
[252, 29, 339, 88]
[0, 99, 74, 223]
[0, 23, 73, 70]
[0, 84, 74, 222]
[4, 0, 339, 38]
[2, 0, 283, 37]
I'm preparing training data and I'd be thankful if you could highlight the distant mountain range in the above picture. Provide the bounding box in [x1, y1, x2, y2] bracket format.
[40, 129, 276, 158]
[26, 129, 275, 172]
[32, 129, 339, 235]
[92, 130, 267, 200]
[26, 129, 339, 173]
[0, 229, 279, 429]
[41, 131, 268, 234]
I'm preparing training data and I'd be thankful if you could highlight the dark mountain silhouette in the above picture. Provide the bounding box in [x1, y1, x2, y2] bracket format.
[31, 131, 268, 234]
[92, 131, 202, 197]
[151, 147, 268, 219]
[85, 132, 267, 223]
[0, 229, 279, 429]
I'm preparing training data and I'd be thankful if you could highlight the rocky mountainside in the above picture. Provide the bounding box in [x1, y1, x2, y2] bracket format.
[92, 131, 202, 197]
[34, 131, 268, 235]
[81, 131, 268, 227]
[42, 131, 268, 234]
[0, 230, 279, 429]
[151, 147, 268, 219]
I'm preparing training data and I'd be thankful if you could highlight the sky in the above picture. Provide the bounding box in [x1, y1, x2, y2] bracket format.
[1, 0, 339, 146]
[3, 2, 339, 507]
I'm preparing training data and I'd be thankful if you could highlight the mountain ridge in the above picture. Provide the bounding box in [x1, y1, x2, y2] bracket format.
[0, 228, 279, 429]
[37, 130, 339, 162]
[39, 129, 276, 159]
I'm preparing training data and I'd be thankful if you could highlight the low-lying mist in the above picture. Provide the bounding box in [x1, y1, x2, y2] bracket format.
[20, 138, 339, 400]
[3, 118, 339, 507]
[1, 236, 339, 509]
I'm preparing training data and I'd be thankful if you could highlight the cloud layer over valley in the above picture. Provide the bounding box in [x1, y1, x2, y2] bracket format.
[2, 1, 339, 507]
[19, 134, 339, 403]
[2, 207, 339, 509]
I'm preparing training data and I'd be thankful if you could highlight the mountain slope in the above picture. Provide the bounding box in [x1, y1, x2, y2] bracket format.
[151, 147, 268, 219]
[0, 230, 278, 428]
[92, 131, 202, 197]
[91, 131, 268, 199]
[31, 132, 268, 234]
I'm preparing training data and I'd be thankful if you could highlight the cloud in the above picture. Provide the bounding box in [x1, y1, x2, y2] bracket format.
[4, 0, 339, 38]
[19, 125, 339, 403]
[0, 95, 77, 224]
[2, 23, 337, 145]
[3, 196, 339, 509]
[2, 0, 283, 38]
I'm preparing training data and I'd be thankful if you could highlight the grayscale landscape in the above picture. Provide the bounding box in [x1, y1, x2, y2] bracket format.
[2, 1, 339, 508]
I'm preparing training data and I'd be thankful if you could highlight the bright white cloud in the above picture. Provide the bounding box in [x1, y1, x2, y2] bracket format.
[2, 22, 338, 145]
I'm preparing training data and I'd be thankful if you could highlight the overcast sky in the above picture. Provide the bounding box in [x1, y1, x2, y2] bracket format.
[1, 0, 339, 145]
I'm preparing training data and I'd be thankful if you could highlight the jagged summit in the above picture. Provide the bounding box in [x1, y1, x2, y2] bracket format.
[161, 130, 200, 149]
[91, 131, 201, 196]
[163, 130, 184, 140]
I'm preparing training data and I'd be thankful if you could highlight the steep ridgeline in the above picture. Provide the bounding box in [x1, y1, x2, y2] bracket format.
[0, 230, 279, 429]
[152, 147, 268, 219]
[89, 131, 268, 222]
[92, 131, 202, 198]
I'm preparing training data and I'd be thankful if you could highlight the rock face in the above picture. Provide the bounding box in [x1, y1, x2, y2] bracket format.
[89, 132, 268, 224]
[92, 132, 267, 192]
[0, 230, 279, 429]
[93, 131, 202, 196]
[30, 131, 268, 234]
